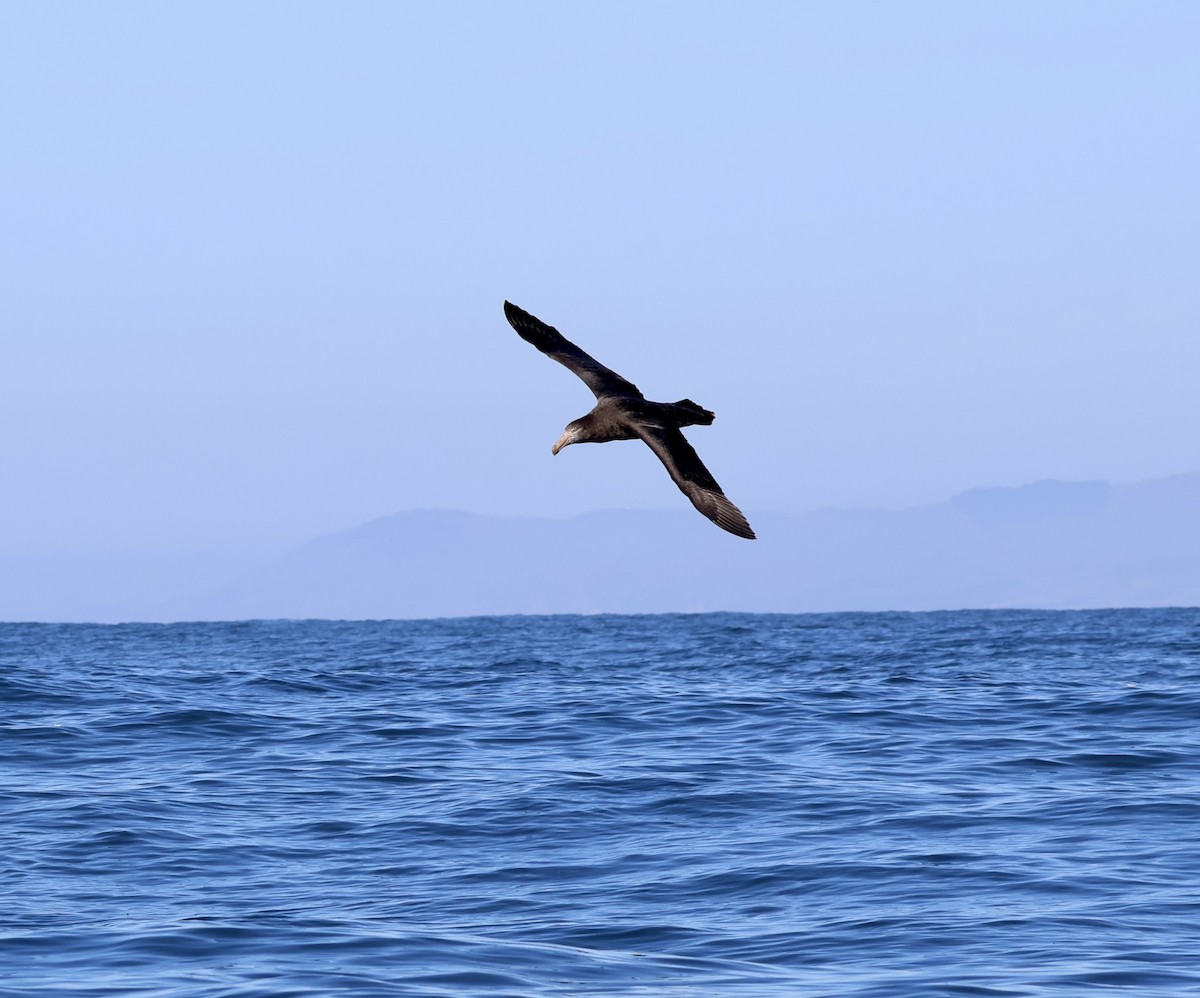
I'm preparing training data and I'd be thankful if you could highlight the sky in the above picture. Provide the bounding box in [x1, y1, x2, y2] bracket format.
[3, 2, 1199, 616]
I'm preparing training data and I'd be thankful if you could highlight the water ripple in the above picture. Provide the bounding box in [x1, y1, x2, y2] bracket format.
[2, 609, 1199, 994]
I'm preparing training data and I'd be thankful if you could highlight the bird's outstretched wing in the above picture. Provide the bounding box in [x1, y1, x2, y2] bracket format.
[504, 301, 643, 400]
[635, 425, 756, 539]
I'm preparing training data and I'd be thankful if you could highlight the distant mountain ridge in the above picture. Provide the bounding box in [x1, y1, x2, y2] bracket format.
[162, 472, 1200, 620]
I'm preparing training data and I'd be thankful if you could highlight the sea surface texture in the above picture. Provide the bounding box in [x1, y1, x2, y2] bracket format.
[3, 610, 1199, 996]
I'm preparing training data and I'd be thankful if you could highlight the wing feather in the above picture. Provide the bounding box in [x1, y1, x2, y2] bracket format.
[635, 425, 756, 539]
[504, 301, 642, 400]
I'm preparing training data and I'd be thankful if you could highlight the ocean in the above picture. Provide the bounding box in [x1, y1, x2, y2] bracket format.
[2, 610, 1199, 996]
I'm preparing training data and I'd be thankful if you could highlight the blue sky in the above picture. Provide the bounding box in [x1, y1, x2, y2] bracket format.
[3, 2, 1199, 609]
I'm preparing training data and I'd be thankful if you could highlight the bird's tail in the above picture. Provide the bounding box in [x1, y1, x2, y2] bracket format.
[671, 398, 715, 426]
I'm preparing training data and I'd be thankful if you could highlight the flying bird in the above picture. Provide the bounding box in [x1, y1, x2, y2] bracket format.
[503, 301, 755, 540]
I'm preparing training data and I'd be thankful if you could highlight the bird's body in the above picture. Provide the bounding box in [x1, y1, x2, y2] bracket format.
[503, 301, 755, 540]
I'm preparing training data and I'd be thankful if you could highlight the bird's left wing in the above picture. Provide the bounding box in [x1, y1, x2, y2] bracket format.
[634, 425, 756, 539]
[504, 301, 643, 400]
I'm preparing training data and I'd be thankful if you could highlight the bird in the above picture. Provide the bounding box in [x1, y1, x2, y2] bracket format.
[503, 301, 755, 540]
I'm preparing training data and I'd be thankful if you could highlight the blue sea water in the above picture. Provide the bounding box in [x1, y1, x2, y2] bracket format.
[2, 610, 1200, 997]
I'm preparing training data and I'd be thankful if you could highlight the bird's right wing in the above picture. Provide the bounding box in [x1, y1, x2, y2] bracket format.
[635, 424, 756, 540]
[504, 301, 643, 400]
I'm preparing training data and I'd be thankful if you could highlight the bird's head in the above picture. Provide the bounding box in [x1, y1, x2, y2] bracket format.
[551, 420, 587, 455]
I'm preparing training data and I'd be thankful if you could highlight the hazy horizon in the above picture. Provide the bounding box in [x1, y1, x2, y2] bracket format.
[2, 467, 1197, 623]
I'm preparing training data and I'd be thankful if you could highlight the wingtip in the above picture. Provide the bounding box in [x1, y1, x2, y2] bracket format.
[725, 518, 757, 540]
[708, 494, 756, 540]
[503, 300, 530, 330]
[719, 503, 756, 539]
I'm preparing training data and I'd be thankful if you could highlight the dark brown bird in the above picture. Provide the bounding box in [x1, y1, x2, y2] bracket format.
[504, 301, 755, 540]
